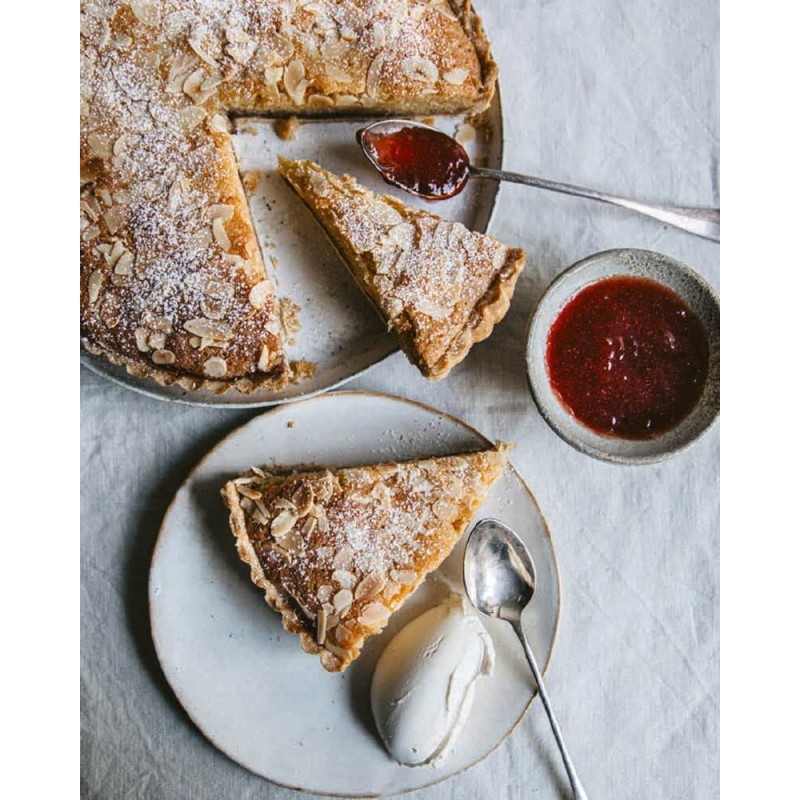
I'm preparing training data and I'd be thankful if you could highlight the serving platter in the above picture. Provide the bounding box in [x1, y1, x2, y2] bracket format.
[149, 391, 560, 795]
[81, 93, 504, 407]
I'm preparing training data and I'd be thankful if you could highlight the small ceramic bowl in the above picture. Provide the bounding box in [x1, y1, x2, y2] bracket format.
[526, 249, 720, 464]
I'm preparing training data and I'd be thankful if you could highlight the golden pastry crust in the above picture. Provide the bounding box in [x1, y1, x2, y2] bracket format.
[80, 1, 498, 391]
[279, 158, 525, 379]
[221, 445, 508, 671]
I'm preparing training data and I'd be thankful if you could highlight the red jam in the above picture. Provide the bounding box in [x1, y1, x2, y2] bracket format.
[357, 125, 470, 199]
[546, 276, 709, 440]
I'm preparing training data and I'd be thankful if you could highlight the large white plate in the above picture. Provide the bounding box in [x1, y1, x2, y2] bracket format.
[149, 391, 561, 796]
[82, 93, 504, 407]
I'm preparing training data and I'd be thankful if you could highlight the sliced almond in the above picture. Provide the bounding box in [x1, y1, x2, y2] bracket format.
[183, 318, 233, 340]
[203, 356, 227, 378]
[212, 217, 231, 250]
[283, 59, 309, 104]
[317, 585, 334, 604]
[301, 516, 317, 537]
[292, 484, 315, 517]
[114, 251, 134, 275]
[390, 569, 417, 586]
[248, 280, 274, 309]
[332, 544, 354, 569]
[332, 569, 356, 590]
[152, 349, 176, 365]
[88, 270, 105, 304]
[359, 602, 391, 629]
[134, 327, 150, 352]
[147, 331, 166, 350]
[209, 204, 234, 222]
[354, 571, 386, 602]
[400, 57, 438, 84]
[316, 606, 328, 645]
[332, 589, 353, 616]
[87, 133, 112, 159]
[257, 344, 271, 372]
[443, 67, 469, 85]
[271, 509, 298, 538]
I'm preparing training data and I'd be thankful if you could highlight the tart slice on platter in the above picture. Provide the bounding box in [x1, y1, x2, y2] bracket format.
[221, 445, 508, 671]
[279, 159, 525, 380]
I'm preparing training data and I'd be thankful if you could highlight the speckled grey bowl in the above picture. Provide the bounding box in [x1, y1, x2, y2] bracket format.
[526, 249, 720, 464]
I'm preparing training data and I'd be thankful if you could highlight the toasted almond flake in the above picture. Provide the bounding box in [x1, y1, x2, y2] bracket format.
[203, 356, 227, 378]
[212, 217, 231, 250]
[274, 498, 297, 511]
[271, 509, 298, 538]
[332, 544, 354, 569]
[334, 623, 353, 646]
[390, 569, 417, 586]
[147, 331, 166, 350]
[443, 67, 470, 85]
[200, 297, 225, 320]
[208, 204, 234, 222]
[334, 94, 359, 107]
[372, 22, 386, 48]
[316, 607, 328, 645]
[102, 206, 126, 235]
[129, 1, 160, 26]
[433, 499, 459, 523]
[88, 270, 104, 304]
[359, 602, 391, 629]
[184, 318, 234, 340]
[87, 133, 112, 159]
[209, 113, 229, 133]
[152, 349, 176, 365]
[97, 187, 113, 207]
[324, 642, 349, 659]
[188, 36, 220, 69]
[134, 327, 150, 352]
[283, 59, 309, 104]
[300, 516, 317, 537]
[325, 64, 351, 82]
[257, 344, 271, 372]
[114, 251, 134, 275]
[365, 53, 386, 98]
[308, 94, 335, 108]
[237, 484, 263, 501]
[179, 106, 206, 131]
[282, 531, 304, 554]
[332, 589, 353, 616]
[401, 57, 439, 84]
[332, 569, 356, 590]
[317, 585, 334, 603]
[183, 68, 206, 102]
[292, 484, 315, 517]
[354, 571, 386, 602]
[248, 280, 273, 309]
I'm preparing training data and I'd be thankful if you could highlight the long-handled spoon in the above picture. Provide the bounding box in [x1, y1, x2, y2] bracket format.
[357, 119, 719, 242]
[463, 518, 589, 800]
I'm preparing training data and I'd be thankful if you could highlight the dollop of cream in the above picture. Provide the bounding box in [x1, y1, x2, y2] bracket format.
[370, 594, 494, 767]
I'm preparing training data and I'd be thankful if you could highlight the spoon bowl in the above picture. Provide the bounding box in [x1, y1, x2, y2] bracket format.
[463, 518, 536, 622]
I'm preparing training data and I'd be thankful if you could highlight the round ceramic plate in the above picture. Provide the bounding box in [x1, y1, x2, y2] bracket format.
[81, 93, 504, 407]
[150, 391, 560, 796]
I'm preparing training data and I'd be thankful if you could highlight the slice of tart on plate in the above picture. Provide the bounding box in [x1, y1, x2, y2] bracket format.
[221, 444, 508, 671]
[279, 159, 525, 379]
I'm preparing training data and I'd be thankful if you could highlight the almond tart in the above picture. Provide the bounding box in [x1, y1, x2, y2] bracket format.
[221, 445, 508, 671]
[279, 158, 525, 379]
[80, 1, 498, 392]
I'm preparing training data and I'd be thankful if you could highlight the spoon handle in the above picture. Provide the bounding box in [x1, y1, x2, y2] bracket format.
[510, 620, 589, 800]
[468, 165, 720, 242]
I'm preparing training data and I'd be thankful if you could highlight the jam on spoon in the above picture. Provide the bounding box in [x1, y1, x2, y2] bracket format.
[546, 276, 709, 440]
[357, 122, 470, 199]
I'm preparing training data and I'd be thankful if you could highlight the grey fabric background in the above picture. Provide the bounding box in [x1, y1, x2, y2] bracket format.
[80, 1, 720, 798]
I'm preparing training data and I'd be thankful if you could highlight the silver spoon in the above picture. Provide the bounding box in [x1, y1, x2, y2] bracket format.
[464, 518, 589, 800]
[358, 119, 719, 242]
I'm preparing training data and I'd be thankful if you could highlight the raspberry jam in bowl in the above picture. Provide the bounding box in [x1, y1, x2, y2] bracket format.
[526, 250, 719, 464]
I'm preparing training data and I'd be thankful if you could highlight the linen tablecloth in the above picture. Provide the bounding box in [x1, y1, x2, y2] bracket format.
[81, 1, 719, 797]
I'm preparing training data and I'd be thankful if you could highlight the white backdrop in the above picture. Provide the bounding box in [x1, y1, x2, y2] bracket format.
[80, 1, 719, 797]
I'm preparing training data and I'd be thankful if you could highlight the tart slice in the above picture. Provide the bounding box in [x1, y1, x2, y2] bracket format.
[279, 159, 526, 380]
[221, 445, 508, 672]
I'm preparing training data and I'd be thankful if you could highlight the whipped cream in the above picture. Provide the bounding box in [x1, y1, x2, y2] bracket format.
[370, 594, 494, 767]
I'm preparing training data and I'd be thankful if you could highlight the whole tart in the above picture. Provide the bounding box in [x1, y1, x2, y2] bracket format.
[279, 158, 525, 379]
[80, 1, 498, 392]
[221, 445, 508, 671]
